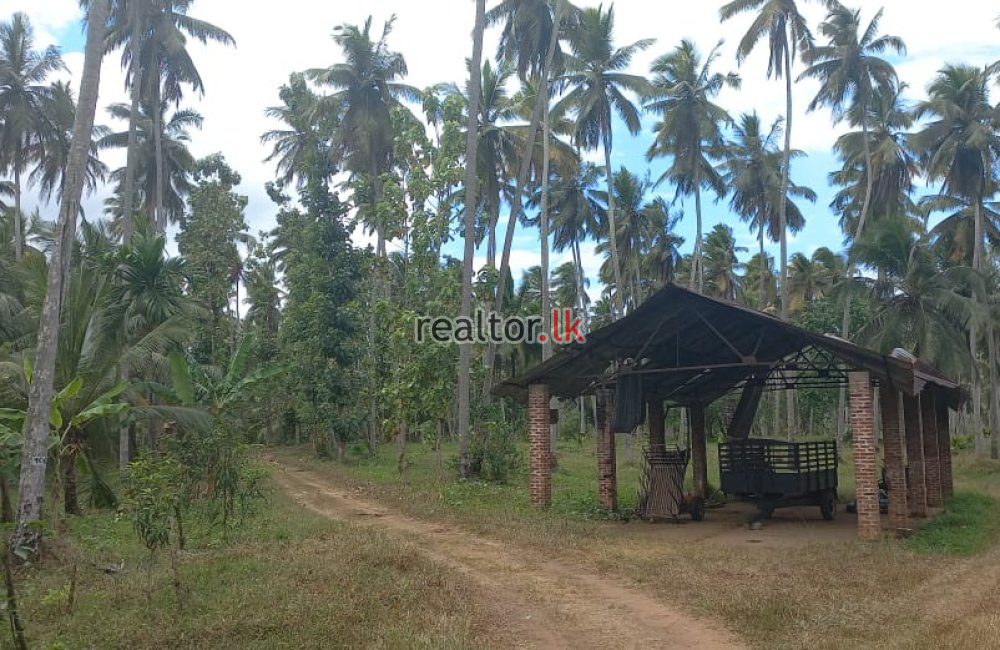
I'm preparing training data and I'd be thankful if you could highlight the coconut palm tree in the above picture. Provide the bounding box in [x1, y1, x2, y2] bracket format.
[100, 101, 202, 231]
[261, 73, 332, 189]
[831, 82, 918, 240]
[106, 0, 234, 235]
[464, 59, 520, 267]
[719, 112, 814, 308]
[912, 63, 1000, 454]
[799, 5, 904, 245]
[703, 223, 747, 301]
[852, 216, 977, 379]
[720, 0, 829, 323]
[549, 160, 604, 328]
[0, 12, 66, 260]
[787, 247, 843, 314]
[458, 0, 487, 478]
[742, 251, 778, 310]
[555, 4, 652, 316]
[645, 39, 740, 294]
[28, 81, 108, 206]
[14, 0, 111, 552]
[308, 16, 418, 257]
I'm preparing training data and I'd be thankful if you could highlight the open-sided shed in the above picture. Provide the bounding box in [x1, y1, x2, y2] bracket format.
[496, 284, 962, 540]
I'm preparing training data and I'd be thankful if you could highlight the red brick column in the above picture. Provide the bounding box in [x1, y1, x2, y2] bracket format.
[596, 388, 617, 511]
[690, 403, 708, 498]
[935, 395, 953, 498]
[903, 394, 927, 518]
[920, 391, 943, 508]
[879, 384, 907, 533]
[648, 399, 665, 458]
[528, 383, 551, 508]
[849, 371, 880, 541]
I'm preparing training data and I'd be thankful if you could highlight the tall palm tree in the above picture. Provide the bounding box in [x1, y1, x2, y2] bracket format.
[720, 0, 826, 323]
[549, 160, 604, 328]
[912, 63, 1000, 454]
[852, 216, 977, 379]
[458, 0, 487, 479]
[799, 5, 904, 246]
[466, 59, 519, 267]
[0, 12, 66, 260]
[830, 82, 919, 242]
[742, 251, 778, 310]
[106, 0, 234, 234]
[29, 80, 108, 206]
[645, 39, 740, 294]
[703, 223, 747, 301]
[719, 112, 813, 308]
[261, 72, 332, 189]
[100, 101, 202, 231]
[15, 0, 111, 552]
[308, 16, 418, 257]
[786, 247, 842, 313]
[799, 5, 903, 443]
[555, 4, 652, 317]
[486, 0, 568, 389]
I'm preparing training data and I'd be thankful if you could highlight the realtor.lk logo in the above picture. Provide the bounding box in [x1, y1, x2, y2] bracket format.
[415, 309, 585, 345]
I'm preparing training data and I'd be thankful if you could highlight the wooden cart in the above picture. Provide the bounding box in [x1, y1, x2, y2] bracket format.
[719, 439, 838, 520]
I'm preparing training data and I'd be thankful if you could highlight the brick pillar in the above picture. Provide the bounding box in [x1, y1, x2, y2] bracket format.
[920, 391, 943, 508]
[690, 403, 708, 498]
[849, 371, 880, 541]
[648, 399, 665, 458]
[528, 384, 551, 508]
[879, 384, 907, 533]
[935, 395, 953, 498]
[596, 388, 617, 511]
[903, 394, 927, 518]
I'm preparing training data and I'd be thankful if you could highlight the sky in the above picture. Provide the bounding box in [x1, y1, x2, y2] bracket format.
[10, 0, 1000, 301]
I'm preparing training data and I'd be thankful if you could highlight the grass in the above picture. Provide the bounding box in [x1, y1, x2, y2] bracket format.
[275, 435, 1000, 650]
[906, 492, 1000, 555]
[13, 477, 499, 650]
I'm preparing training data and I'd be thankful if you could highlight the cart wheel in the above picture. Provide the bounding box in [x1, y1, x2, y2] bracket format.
[689, 497, 705, 521]
[819, 489, 837, 521]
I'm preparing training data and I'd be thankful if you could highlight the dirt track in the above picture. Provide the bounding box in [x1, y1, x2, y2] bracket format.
[270, 457, 746, 650]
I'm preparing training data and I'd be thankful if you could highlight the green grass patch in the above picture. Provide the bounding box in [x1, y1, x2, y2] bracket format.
[14, 472, 498, 650]
[905, 491, 1000, 556]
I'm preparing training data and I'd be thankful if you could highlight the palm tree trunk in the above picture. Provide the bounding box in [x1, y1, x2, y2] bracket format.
[487, 193, 499, 267]
[12, 164, 22, 261]
[603, 138, 624, 316]
[972, 198, 985, 453]
[457, 0, 486, 479]
[154, 92, 166, 233]
[758, 223, 766, 309]
[988, 324, 999, 460]
[780, 54, 795, 440]
[122, 20, 141, 242]
[540, 96, 553, 361]
[487, 0, 566, 390]
[13, 0, 110, 553]
[693, 181, 704, 294]
[836, 110, 876, 444]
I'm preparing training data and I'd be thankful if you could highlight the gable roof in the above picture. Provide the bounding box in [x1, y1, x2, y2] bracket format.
[495, 284, 962, 409]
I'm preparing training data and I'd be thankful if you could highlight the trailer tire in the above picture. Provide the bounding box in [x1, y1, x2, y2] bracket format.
[819, 489, 837, 521]
[689, 497, 705, 521]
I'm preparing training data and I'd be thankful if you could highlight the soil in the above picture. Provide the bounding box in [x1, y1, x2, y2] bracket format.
[269, 457, 747, 650]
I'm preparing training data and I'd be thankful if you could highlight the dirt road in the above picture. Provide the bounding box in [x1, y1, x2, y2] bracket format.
[270, 458, 745, 650]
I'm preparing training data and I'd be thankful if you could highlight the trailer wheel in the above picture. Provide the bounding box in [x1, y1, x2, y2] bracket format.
[689, 497, 705, 521]
[819, 489, 837, 521]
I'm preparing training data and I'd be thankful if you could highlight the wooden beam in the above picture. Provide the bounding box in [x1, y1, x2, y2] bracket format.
[690, 403, 708, 498]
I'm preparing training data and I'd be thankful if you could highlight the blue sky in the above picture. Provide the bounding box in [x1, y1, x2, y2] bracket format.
[13, 0, 1000, 301]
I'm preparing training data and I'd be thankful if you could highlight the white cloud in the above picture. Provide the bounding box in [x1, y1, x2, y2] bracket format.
[11, 0, 1000, 285]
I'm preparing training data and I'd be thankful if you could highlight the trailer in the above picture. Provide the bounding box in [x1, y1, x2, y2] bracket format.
[719, 439, 838, 520]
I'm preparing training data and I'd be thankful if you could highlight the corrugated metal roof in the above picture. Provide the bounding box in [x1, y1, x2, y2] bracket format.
[494, 283, 963, 409]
